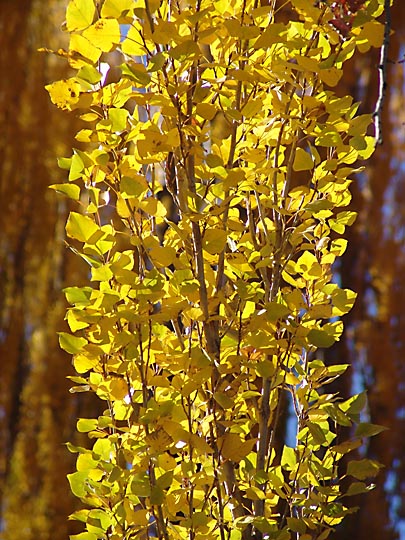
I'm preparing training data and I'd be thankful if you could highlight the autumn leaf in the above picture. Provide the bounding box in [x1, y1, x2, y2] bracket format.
[66, 0, 95, 31]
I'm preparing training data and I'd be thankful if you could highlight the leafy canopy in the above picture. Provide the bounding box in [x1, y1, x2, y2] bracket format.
[47, 1, 388, 539]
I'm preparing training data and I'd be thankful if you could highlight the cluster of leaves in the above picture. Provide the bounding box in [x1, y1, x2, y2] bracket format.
[46, 0, 388, 539]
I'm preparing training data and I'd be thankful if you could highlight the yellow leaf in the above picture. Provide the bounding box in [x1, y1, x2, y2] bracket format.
[120, 176, 148, 199]
[152, 20, 177, 45]
[113, 401, 132, 421]
[45, 79, 81, 110]
[241, 98, 264, 119]
[101, 0, 134, 18]
[82, 18, 121, 52]
[109, 108, 129, 131]
[169, 40, 200, 61]
[219, 433, 256, 462]
[67, 310, 89, 332]
[73, 354, 98, 373]
[100, 79, 132, 107]
[185, 306, 204, 321]
[166, 128, 180, 148]
[307, 325, 340, 349]
[149, 246, 177, 267]
[75, 129, 93, 143]
[70, 34, 101, 65]
[189, 434, 213, 455]
[357, 136, 375, 159]
[49, 183, 81, 200]
[293, 147, 314, 171]
[116, 196, 131, 218]
[224, 19, 260, 40]
[121, 25, 147, 56]
[108, 377, 128, 401]
[91, 264, 114, 281]
[355, 21, 385, 52]
[348, 114, 373, 137]
[137, 129, 168, 160]
[296, 251, 322, 280]
[285, 372, 300, 385]
[79, 112, 99, 122]
[66, 212, 99, 242]
[226, 253, 255, 275]
[129, 509, 149, 527]
[214, 392, 234, 409]
[122, 62, 151, 86]
[224, 168, 245, 189]
[59, 332, 88, 354]
[265, 301, 290, 322]
[330, 238, 348, 256]
[240, 147, 266, 163]
[203, 229, 228, 255]
[295, 56, 319, 73]
[66, 0, 95, 31]
[158, 453, 177, 470]
[318, 67, 342, 87]
[146, 428, 173, 453]
[282, 270, 303, 288]
[253, 23, 286, 49]
[139, 198, 167, 218]
[196, 102, 217, 121]
[245, 486, 266, 500]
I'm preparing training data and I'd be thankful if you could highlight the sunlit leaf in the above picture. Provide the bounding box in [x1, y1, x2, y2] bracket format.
[77, 65, 102, 85]
[64, 286, 93, 306]
[59, 332, 87, 354]
[281, 446, 297, 470]
[73, 354, 99, 374]
[66, 212, 99, 242]
[82, 19, 121, 52]
[49, 183, 81, 200]
[120, 175, 148, 198]
[318, 66, 342, 87]
[203, 229, 228, 255]
[67, 471, 88, 498]
[67, 310, 89, 332]
[149, 246, 177, 267]
[77, 419, 98, 433]
[101, 0, 134, 18]
[45, 78, 81, 110]
[195, 102, 217, 121]
[355, 21, 385, 52]
[293, 147, 314, 171]
[69, 34, 101, 65]
[121, 25, 146, 56]
[66, 0, 95, 31]
[296, 251, 322, 279]
[108, 108, 129, 131]
[146, 428, 173, 453]
[219, 433, 257, 462]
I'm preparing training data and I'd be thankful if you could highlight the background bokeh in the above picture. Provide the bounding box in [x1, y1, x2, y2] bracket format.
[0, 1, 404, 539]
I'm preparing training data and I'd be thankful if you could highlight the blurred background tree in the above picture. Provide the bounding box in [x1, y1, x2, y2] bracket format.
[0, 1, 403, 539]
[0, 1, 101, 539]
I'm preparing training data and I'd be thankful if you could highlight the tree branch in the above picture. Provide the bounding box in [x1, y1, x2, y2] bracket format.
[373, 0, 391, 145]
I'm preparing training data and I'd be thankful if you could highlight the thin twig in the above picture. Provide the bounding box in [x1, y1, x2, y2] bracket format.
[374, 0, 391, 145]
